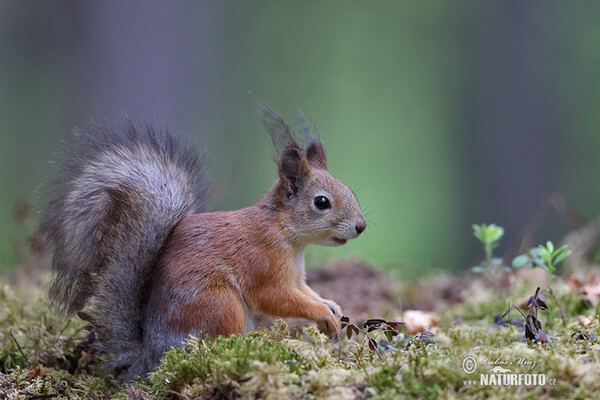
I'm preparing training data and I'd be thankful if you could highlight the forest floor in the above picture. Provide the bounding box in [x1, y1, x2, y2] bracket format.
[1, 258, 600, 399]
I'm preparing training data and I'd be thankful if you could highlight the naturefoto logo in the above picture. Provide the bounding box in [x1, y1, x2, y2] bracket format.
[462, 355, 556, 386]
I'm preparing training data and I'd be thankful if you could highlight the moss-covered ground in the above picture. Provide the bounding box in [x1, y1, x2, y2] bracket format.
[1, 267, 599, 399]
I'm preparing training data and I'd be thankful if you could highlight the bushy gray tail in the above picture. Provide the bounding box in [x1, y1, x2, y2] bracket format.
[34, 119, 209, 380]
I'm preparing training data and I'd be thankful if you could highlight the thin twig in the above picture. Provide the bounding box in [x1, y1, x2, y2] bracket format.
[500, 304, 527, 321]
[9, 329, 28, 363]
[547, 285, 566, 325]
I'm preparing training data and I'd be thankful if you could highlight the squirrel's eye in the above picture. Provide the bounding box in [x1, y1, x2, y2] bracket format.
[314, 196, 331, 210]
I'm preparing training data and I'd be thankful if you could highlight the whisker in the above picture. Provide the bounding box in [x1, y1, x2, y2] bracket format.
[353, 184, 365, 197]
[361, 198, 375, 215]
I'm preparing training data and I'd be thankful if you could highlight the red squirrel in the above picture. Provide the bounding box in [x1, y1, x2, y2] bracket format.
[34, 103, 366, 380]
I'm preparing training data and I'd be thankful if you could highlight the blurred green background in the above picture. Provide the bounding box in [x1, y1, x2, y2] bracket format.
[1, 1, 599, 279]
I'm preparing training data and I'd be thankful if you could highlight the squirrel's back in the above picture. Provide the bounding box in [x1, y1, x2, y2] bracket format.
[34, 120, 209, 379]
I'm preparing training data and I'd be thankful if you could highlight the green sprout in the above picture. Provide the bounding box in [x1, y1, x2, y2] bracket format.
[471, 223, 505, 274]
[512, 241, 571, 324]
[512, 241, 571, 278]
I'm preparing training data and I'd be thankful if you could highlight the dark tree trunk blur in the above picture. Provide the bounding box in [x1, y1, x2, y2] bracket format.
[461, 0, 563, 259]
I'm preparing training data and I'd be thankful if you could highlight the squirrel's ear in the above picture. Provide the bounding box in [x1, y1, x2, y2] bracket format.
[305, 142, 327, 170]
[278, 147, 310, 197]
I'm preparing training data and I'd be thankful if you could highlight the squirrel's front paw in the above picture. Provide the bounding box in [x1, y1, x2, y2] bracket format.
[320, 299, 342, 318]
[316, 303, 341, 338]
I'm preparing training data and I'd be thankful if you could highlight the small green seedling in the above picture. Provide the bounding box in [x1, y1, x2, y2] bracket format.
[512, 241, 571, 324]
[512, 241, 571, 279]
[471, 223, 505, 274]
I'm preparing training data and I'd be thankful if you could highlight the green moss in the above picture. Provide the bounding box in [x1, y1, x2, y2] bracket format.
[0, 280, 114, 399]
[2, 273, 600, 399]
[146, 333, 305, 398]
[0, 283, 87, 371]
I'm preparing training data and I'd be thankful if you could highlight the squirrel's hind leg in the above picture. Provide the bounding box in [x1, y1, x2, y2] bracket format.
[169, 285, 248, 338]
[141, 286, 248, 372]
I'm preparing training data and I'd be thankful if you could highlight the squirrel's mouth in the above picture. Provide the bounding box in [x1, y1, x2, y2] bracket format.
[332, 237, 347, 245]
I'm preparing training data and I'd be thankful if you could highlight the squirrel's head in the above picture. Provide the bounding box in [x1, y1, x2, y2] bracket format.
[258, 100, 366, 247]
[274, 141, 367, 247]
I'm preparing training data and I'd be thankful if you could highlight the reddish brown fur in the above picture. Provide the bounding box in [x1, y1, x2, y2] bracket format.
[39, 116, 363, 380]
[145, 145, 364, 339]
[147, 203, 337, 336]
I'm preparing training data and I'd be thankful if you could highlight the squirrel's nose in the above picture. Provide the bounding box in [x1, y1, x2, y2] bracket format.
[355, 221, 367, 235]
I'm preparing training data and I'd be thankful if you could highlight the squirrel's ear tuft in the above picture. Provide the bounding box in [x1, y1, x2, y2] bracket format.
[306, 141, 327, 170]
[278, 146, 310, 197]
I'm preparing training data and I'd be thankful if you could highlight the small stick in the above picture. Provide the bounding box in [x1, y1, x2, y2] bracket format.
[547, 285, 566, 325]
[9, 329, 28, 363]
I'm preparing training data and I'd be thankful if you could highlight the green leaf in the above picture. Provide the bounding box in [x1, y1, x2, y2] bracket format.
[472, 224, 485, 244]
[537, 246, 552, 266]
[472, 223, 504, 247]
[487, 225, 505, 243]
[512, 255, 529, 268]
[548, 265, 556, 275]
[552, 245, 569, 258]
[546, 241, 554, 254]
[529, 247, 541, 257]
[472, 224, 482, 233]
[538, 245, 551, 258]
[540, 255, 552, 268]
[553, 249, 572, 265]
[491, 257, 503, 267]
[529, 247, 545, 266]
